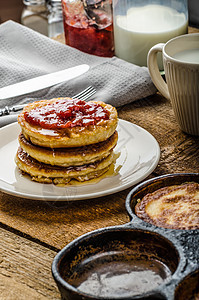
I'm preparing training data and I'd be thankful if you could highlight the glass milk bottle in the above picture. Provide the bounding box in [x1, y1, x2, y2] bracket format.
[112, 0, 188, 67]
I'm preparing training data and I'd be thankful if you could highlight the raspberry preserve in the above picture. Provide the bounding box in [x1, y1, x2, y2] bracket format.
[24, 99, 110, 129]
[61, 0, 114, 57]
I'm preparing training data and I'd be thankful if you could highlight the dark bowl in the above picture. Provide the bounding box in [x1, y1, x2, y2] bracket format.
[125, 172, 199, 229]
[175, 269, 199, 300]
[52, 226, 180, 300]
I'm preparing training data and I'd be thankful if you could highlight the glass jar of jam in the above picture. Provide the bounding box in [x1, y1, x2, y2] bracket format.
[61, 0, 114, 57]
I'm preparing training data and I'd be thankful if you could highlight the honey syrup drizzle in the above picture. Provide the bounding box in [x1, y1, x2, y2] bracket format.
[63, 152, 121, 186]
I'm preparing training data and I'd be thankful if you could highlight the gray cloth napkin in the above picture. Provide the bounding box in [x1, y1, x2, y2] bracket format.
[0, 20, 156, 127]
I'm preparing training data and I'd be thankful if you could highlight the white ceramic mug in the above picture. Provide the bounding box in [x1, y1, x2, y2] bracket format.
[147, 33, 199, 136]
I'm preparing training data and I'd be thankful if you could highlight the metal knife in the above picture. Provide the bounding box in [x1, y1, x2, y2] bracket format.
[0, 64, 89, 100]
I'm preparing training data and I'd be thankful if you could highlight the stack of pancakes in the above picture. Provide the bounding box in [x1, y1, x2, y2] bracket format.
[15, 98, 118, 185]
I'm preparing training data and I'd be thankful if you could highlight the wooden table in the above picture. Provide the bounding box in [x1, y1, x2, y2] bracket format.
[0, 27, 199, 299]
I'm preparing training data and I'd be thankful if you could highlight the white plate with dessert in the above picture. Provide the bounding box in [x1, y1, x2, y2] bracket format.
[0, 119, 160, 201]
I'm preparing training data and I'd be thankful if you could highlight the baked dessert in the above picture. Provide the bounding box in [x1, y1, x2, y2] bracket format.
[18, 131, 118, 167]
[18, 98, 118, 148]
[16, 97, 119, 185]
[135, 182, 199, 230]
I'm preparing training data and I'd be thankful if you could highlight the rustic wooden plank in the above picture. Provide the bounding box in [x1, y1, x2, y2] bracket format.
[0, 226, 60, 300]
[0, 0, 23, 24]
[189, 26, 199, 33]
[0, 189, 130, 250]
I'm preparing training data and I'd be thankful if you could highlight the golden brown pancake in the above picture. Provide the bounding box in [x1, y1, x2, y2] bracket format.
[15, 147, 117, 185]
[18, 131, 118, 167]
[18, 98, 118, 148]
[135, 182, 199, 230]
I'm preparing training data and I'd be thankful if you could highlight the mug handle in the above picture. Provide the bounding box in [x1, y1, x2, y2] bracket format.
[147, 43, 170, 100]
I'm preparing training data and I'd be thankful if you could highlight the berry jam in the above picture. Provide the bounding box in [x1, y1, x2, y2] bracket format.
[24, 99, 110, 129]
[61, 0, 114, 57]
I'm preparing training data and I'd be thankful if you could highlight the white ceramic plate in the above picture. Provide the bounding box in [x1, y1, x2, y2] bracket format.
[0, 119, 160, 201]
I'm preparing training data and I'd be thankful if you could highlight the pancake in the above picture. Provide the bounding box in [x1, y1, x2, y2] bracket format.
[15, 147, 117, 185]
[135, 182, 199, 230]
[18, 131, 118, 167]
[18, 98, 118, 148]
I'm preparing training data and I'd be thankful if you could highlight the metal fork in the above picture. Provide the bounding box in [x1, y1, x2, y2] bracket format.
[72, 85, 96, 101]
[0, 86, 96, 116]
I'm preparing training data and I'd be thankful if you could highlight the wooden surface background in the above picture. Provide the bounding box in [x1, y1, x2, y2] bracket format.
[0, 0, 23, 24]
[0, 27, 198, 299]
